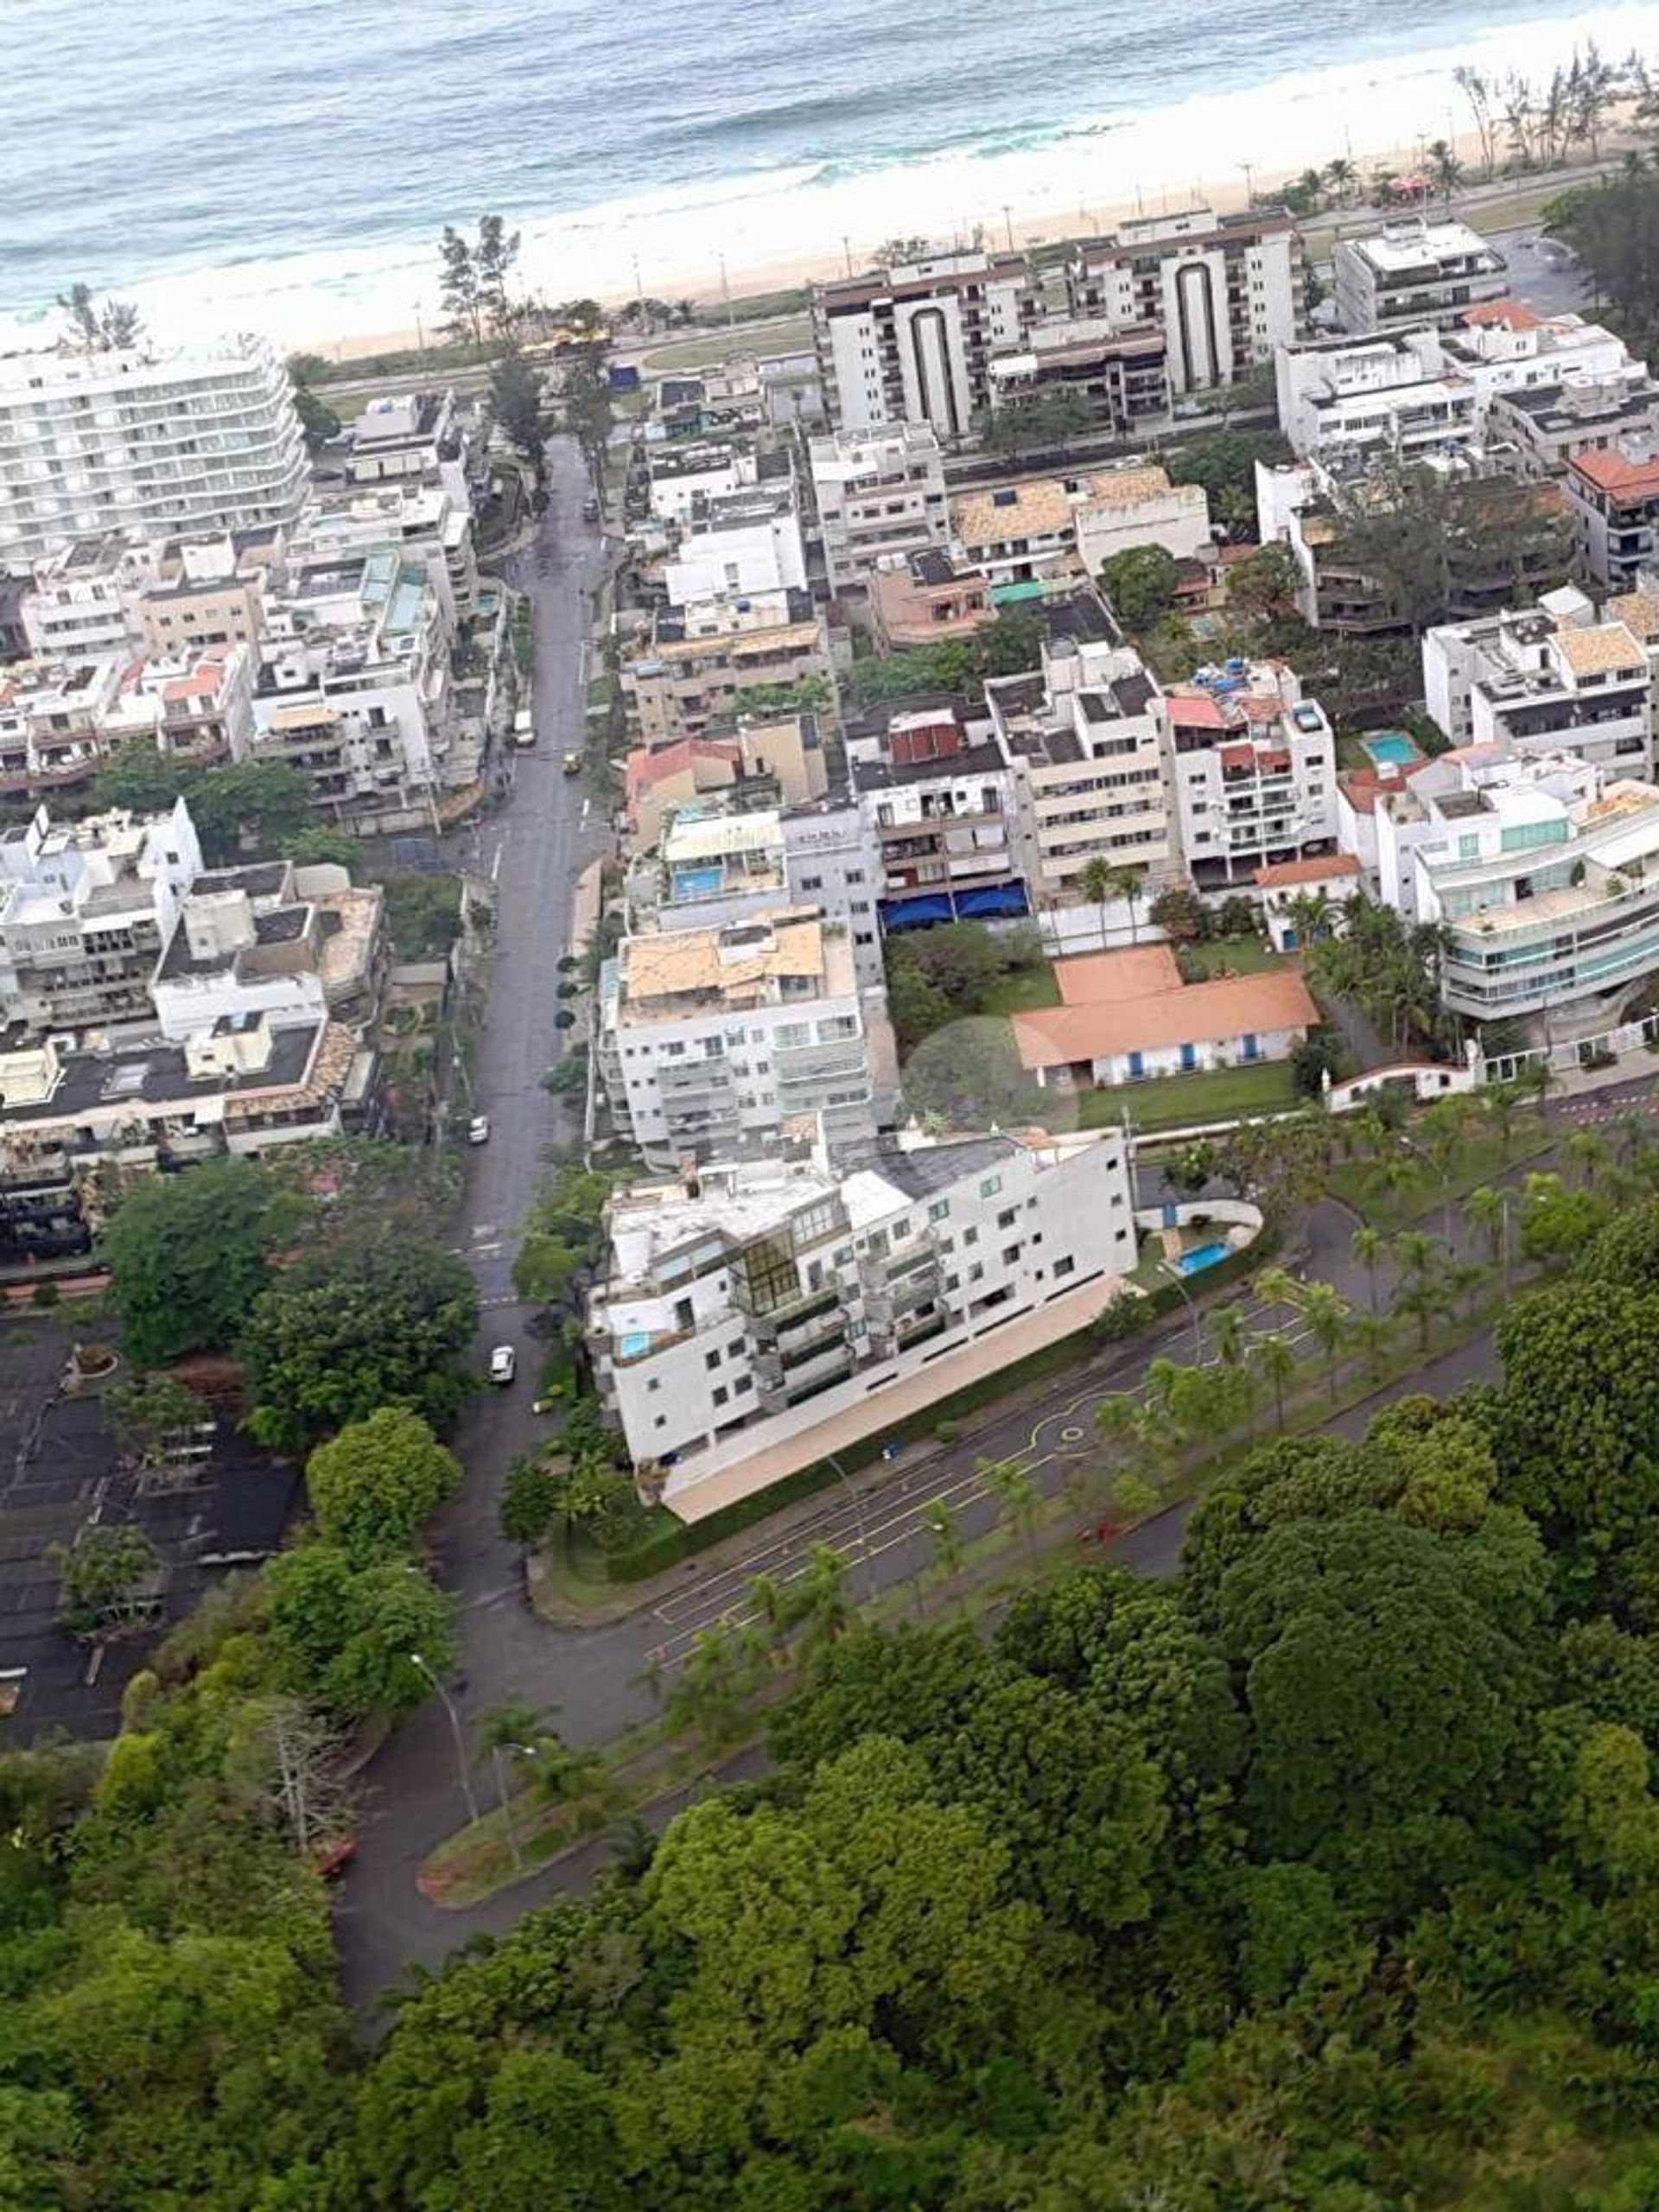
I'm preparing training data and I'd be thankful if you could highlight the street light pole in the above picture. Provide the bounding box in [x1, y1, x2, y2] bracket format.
[825, 1452, 869, 1594]
[1163, 1260, 1205, 1363]
[410, 1652, 480, 1827]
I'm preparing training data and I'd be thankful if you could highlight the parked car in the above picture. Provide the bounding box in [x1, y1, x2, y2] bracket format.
[582, 496, 600, 524]
[467, 1114, 491, 1145]
[562, 750, 582, 774]
[489, 1344, 517, 1386]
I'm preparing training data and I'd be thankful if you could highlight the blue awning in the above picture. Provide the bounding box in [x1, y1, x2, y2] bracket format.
[956, 881, 1029, 918]
[880, 893, 955, 930]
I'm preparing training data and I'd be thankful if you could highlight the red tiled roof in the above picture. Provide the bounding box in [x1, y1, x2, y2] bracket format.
[1054, 944, 1182, 1005]
[1463, 300, 1541, 331]
[1571, 447, 1659, 499]
[623, 736, 739, 804]
[1014, 968, 1319, 1070]
[1166, 690, 1227, 728]
[1218, 741, 1255, 771]
[1254, 854, 1361, 888]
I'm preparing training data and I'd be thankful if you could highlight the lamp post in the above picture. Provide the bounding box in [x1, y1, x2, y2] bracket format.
[1161, 1258, 1205, 1363]
[410, 1652, 479, 1827]
[825, 1452, 869, 1595]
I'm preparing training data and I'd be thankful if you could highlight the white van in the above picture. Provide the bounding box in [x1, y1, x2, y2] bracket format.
[512, 707, 536, 748]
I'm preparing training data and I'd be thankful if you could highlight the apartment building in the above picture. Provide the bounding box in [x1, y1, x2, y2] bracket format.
[986, 636, 1175, 903]
[809, 424, 949, 594]
[985, 317, 1171, 433]
[588, 1125, 1135, 1507]
[664, 484, 807, 607]
[619, 591, 833, 745]
[1376, 750, 1659, 1028]
[951, 478, 1080, 587]
[1422, 599, 1652, 774]
[346, 391, 461, 486]
[149, 862, 383, 1043]
[1066, 207, 1303, 397]
[781, 801, 887, 988]
[1332, 219, 1508, 333]
[645, 441, 760, 524]
[950, 464, 1211, 592]
[1163, 660, 1338, 890]
[251, 546, 454, 818]
[811, 247, 1039, 439]
[20, 537, 167, 657]
[137, 543, 269, 657]
[596, 908, 885, 1166]
[0, 337, 308, 569]
[848, 704, 1027, 930]
[0, 641, 255, 803]
[1072, 465, 1212, 573]
[869, 548, 995, 649]
[1567, 439, 1659, 589]
[0, 799, 202, 1033]
[292, 480, 477, 617]
[1275, 309, 1637, 465]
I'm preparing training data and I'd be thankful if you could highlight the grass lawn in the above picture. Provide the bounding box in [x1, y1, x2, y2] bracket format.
[1177, 937, 1290, 979]
[1077, 1059, 1300, 1132]
[1327, 1117, 1554, 1230]
[980, 965, 1061, 1016]
[644, 317, 814, 372]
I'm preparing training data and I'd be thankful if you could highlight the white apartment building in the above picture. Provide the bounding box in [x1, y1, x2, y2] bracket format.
[810, 423, 949, 594]
[149, 862, 382, 1043]
[1072, 465, 1212, 573]
[645, 441, 759, 524]
[1066, 207, 1303, 396]
[1276, 309, 1639, 465]
[346, 391, 460, 485]
[663, 485, 807, 607]
[781, 802, 886, 988]
[811, 247, 1038, 439]
[0, 799, 202, 1033]
[1376, 748, 1659, 1027]
[588, 1125, 1135, 1505]
[987, 634, 1176, 902]
[20, 537, 168, 657]
[292, 480, 476, 618]
[596, 907, 887, 1166]
[1422, 599, 1652, 775]
[951, 464, 1210, 591]
[0, 338, 308, 569]
[1332, 219, 1508, 334]
[848, 705, 1027, 930]
[252, 545, 454, 817]
[1164, 661, 1338, 891]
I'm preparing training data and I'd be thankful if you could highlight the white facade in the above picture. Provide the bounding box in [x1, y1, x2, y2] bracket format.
[813, 248, 1036, 438]
[1165, 663, 1338, 890]
[0, 338, 308, 569]
[646, 443, 755, 524]
[1332, 219, 1508, 334]
[810, 424, 949, 594]
[597, 908, 886, 1166]
[589, 1127, 1135, 1499]
[782, 804, 886, 988]
[1067, 208, 1302, 396]
[1422, 600, 1652, 777]
[20, 537, 166, 658]
[1073, 468, 1211, 572]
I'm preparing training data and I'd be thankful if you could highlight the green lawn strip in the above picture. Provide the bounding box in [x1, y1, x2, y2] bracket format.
[643, 318, 814, 371]
[1174, 937, 1290, 978]
[1077, 1060, 1300, 1131]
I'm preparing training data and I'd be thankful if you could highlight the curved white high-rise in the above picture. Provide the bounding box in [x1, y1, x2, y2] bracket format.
[0, 336, 308, 570]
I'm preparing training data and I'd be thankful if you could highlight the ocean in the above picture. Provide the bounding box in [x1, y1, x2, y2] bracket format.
[3, 0, 1659, 347]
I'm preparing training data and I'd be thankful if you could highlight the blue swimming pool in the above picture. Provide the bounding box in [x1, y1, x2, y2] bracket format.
[1175, 1240, 1230, 1275]
[1360, 731, 1418, 768]
[671, 864, 724, 900]
[618, 1330, 653, 1360]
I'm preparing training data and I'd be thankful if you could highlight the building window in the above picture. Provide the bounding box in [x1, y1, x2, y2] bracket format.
[1053, 1254, 1075, 1279]
[997, 1208, 1017, 1229]
[979, 1174, 1002, 1198]
[734, 1374, 753, 1395]
[712, 1384, 729, 1407]
[704, 1349, 721, 1370]
[928, 1198, 950, 1221]
[1001, 1243, 1021, 1265]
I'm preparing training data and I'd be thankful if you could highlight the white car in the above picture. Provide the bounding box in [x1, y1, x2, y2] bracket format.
[488, 1344, 517, 1386]
[467, 1114, 491, 1145]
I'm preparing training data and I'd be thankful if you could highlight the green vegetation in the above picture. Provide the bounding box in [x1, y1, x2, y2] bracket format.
[1080, 1058, 1300, 1130]
[972, 388, 1096, 453]
[92, 744, 315, 867]
[845, 608, 1046, 705]
[1165, 424, 1290, 531]
[1099, 543, 1179, 629]
[380, 870, 463, 960]
[100, 1156, 307, 1368]
[287, 351, 341, 449]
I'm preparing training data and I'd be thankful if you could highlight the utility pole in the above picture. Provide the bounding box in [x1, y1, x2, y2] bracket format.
[410, 1651, 479, 1827]
[1001, 203, 1014, 251]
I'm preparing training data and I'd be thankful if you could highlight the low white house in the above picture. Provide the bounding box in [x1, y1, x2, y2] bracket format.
[1254, 853, 1362, 951]
[1014, 944, 1319, 1087]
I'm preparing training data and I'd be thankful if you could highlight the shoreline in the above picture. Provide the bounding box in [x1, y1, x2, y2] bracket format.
[304, 111, 1587, 366]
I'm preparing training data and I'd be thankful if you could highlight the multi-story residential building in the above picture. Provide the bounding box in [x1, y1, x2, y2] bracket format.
[292, 480, 476, 617]
[848, 704, 1027, 930]
[1163, 660, 1338, 890]
[149, 862, 383, 1043]
[985, 317, 1171, 434]
[596, 907, 886, 1166]
[0, 1013, 368, 1185]
[0, 641, 254, 804]
[0, 338, 308, 569]
[1566, 438, 1659, 589]
[1065, 207, 1303, 397]
[345, 391, 461, 486]
[810, 424, 949, 594]
[869, 548, 995, 649]
[1375, 748, 1659, 1029]
[645, 441, 760, 524]
[951, 463, 1211, 593]
[781, 800, 886, 988]
[986, 636, 1175, 903]
[588, 1124, 1135, 1507]
[1422, 599, 1652, 774]
[251, 545, 454, 819]
[1332, 219, 1508, 333]
[20, 537, 167, 658]
[621, 712, 830, 842]
[951, 478, 1080, 588]
[1486, 369, 1659, 481]
[664, 484, 807, 607]
[137, 538, 270, 657]
[619, 591, 833, 745]
[811, 247, 1039, 440]
[0, 800, 202, 1033]
[1275, 308, 1637, 464]
[1072, 465, 1212, 575]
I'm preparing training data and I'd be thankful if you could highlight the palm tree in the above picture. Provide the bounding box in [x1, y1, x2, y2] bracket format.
[1324, 156, 1357, 205]
[663, 1629, 744, 1751]
[1484, 1077, 1525, 1161]
[1390, 1226, 1439, 1288]
[980, 1454, 1042, 1568]
[478, 1701, 558, 1870]
[1252, 1332, 1299, 1433]
[1446, 1256, 1488, 1322]
[1350, 1309, 1393, 1378]
[1566, 1128, 1609, 1190]
[1254, 1264, 1300, 1315]
[794, 1544, 852, 1657]
[1395, 1274, 1449, 1352]
[1465, 1185, 1507, 1284]
[1427, 137, 1464, 207]
[1350, 1224, 1386, 1316]
[922, 1498, 967, 1612]
[744, 1570, 794, 1668]
[1300, 1281, 1350, 1399]
[1210, 1305, 1248, 1370]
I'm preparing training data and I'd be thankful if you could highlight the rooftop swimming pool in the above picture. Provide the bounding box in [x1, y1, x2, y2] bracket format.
[671, 865, 725, 900]
[1360, 731, 1419, 769]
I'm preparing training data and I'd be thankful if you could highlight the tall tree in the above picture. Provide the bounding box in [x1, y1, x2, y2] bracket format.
[100, 1156, 304, 1367]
